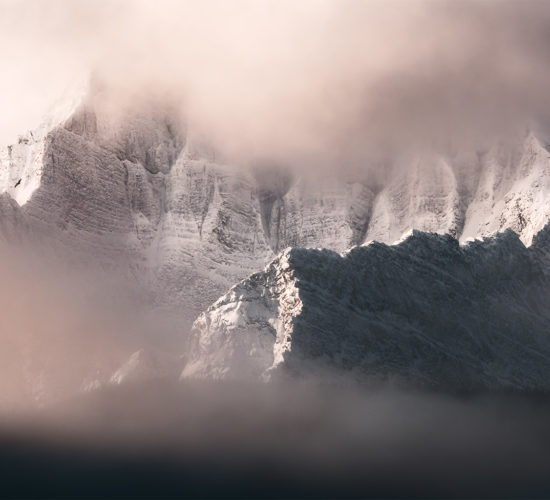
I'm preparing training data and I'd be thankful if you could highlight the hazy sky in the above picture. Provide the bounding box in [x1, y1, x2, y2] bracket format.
[2, 0, 550, 166]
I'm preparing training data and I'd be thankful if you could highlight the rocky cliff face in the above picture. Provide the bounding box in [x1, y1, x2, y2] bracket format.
[183, 225, 550, 391]
[3, 88, 550, 395]
[2, 88, 550, 320]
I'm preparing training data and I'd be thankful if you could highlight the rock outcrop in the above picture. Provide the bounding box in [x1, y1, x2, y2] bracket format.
[183, 225, 550, 391]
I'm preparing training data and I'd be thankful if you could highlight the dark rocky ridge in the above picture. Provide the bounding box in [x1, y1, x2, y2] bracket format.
[185, 224, 550, 391]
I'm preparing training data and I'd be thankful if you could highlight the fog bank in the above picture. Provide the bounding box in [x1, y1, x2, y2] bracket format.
[2, 1, 550, 172]
[4, 380, 550, 498]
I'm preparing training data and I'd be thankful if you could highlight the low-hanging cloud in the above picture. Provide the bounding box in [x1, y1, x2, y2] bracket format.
[4, 380, 550, 498]
[2, 0, 550, 171]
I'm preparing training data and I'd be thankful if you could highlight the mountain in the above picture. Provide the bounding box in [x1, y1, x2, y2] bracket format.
[182, 225, 550, 391]
[2, 86, 550, 322]
[3, 85, 550, 393]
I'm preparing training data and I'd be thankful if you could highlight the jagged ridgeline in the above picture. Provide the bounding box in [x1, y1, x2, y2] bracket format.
[3, 85, 550, 393]
[184, 227, 550, 391]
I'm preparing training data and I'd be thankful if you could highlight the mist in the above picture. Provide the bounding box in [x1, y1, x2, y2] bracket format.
[0, 241, 190, 410]
[4, 2, 550, 497]
[3, 380, 550, 498]
[3, 0, 550, 172]
[2, 233, 550, 497]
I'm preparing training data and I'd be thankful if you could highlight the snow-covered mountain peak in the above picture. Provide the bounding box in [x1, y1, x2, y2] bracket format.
[0, 79, 88, 206]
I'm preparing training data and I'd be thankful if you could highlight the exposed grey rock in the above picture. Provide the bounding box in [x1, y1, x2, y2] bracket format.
[3, 88, 550, 325]
[183, 225, 550, 391]
[4, 88, 550, 395]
